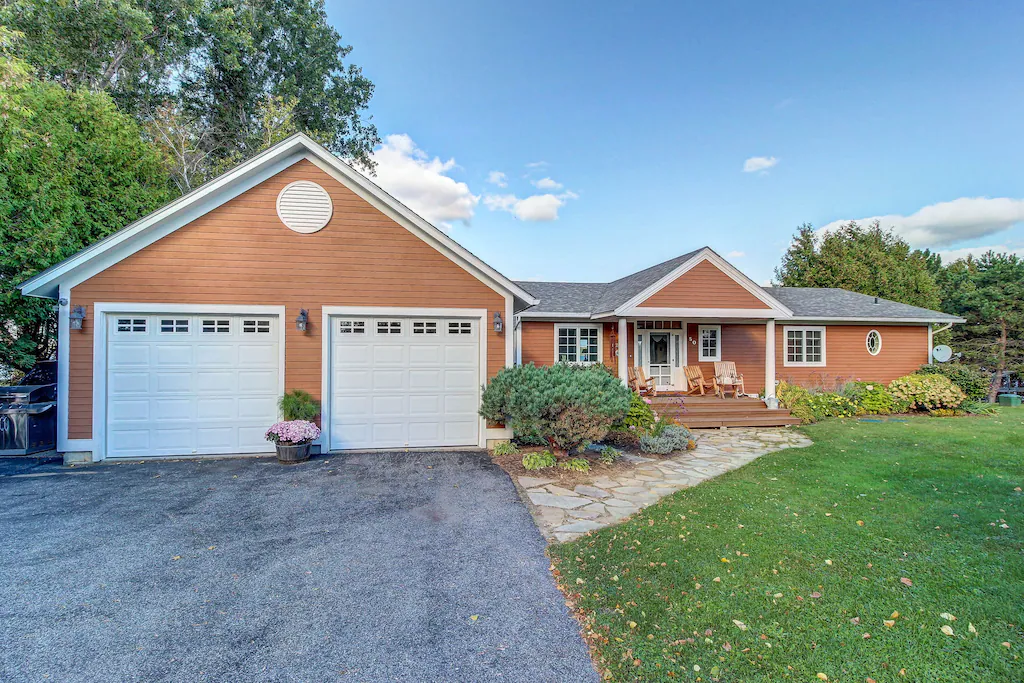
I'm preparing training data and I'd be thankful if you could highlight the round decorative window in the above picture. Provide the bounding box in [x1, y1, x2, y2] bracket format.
[866, 329, 882, 356]
[276, 180, 333, 233]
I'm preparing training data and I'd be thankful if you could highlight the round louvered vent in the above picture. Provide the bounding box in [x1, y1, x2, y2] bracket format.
[276, 180, 333, 233]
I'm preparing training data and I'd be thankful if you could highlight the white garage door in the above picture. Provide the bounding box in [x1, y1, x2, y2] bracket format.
[105, 314, 280, 458]
[329, 316, 480, 450]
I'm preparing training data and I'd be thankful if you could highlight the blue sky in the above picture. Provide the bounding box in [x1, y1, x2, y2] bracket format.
[327, 1, 1024, 285]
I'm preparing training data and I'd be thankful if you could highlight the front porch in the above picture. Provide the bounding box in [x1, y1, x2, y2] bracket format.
[651, 394, 801, 429]
[613, 317, 779, 401]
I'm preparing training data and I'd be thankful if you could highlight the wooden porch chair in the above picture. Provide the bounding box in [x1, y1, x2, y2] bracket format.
[714, 361, 746, 398]
[628, 366, 657, 396]
[683, 365, 717, 396]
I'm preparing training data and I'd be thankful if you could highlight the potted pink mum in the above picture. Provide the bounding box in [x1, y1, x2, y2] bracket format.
[265, 420, 320, 463]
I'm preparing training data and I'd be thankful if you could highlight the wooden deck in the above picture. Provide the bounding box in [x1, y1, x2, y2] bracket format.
[650, 394, 802, 429]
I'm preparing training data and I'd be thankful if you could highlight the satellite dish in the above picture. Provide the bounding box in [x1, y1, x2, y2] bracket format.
[932, 345, 953, 363]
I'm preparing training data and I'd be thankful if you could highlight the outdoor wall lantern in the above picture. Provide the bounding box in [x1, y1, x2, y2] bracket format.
[69, 306, 87, 330]
[295, 308, 309, 332]
[493, 311, 503, 333]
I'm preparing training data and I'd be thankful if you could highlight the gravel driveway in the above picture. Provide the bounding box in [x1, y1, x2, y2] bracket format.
[0, 452, 597, 682]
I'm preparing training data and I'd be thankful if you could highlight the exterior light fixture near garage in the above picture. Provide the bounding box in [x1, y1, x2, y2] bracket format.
[295, 309, 309, 332]
[69, 306, 86, 330]
[493, 311, 503, 333]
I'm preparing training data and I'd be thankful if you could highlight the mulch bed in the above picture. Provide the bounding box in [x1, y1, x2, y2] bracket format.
[489, 446, 636, 487]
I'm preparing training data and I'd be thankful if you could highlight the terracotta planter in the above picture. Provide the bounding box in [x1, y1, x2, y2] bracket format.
[276, 442, 311, 464]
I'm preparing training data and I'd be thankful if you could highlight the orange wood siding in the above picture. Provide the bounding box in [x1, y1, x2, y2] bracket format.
[776, 324, 928, 388]
[67, 160, 507, 439]
[520, 321, 617, 369]
[685, 323, 767, 393]
[521, 321, 555, 366]
[640, 260, 771, 309]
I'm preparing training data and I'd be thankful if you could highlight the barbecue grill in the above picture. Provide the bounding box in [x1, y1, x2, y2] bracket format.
[0, 362, 57, 455]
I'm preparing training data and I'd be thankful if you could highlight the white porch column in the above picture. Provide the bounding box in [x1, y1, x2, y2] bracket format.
[618, 317, 628, 385]
[927, 324, 934, 364]
[765, 319, 777, 407]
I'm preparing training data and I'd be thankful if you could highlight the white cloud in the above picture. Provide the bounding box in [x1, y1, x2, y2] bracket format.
[743, 156, 779, 173]
[936, 244, 1024, 263]
[532, 177, 563, 190]
[368, 134, 477, 228]
[487, 171, 507, 187]
[727, 250, 746, 258]
[483, 190, 576, 222]
[526, 161, 548, 168]
[818, 197, 1024, 248]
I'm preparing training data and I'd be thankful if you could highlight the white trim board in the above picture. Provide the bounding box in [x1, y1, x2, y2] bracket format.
[320, 306, 490, 451]
[90, 303, 287, 461]
[20, 133, 537, 307]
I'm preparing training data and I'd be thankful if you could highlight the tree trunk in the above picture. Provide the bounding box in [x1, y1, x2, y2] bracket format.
[988, 319, 1008, 403]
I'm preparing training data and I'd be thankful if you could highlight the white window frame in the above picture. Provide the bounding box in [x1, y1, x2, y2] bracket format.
[866, 329, 882, 356]
[555, 324, 601, 365]
[115, 317, 147, 334]
[201, 318, 231, 334]
[159, 318, 190, 334]
[784, 325, 827, 367]
[698, 325, 721, 362]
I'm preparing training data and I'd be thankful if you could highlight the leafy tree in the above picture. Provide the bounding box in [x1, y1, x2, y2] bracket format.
[0, 68, 174, 372]
[774, 221, 942, 310]
[938, 252, 1024, 401]
[1, 0, 379, 189]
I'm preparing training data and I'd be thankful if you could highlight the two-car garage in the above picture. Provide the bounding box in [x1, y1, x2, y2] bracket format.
[101, 309, 483, 458]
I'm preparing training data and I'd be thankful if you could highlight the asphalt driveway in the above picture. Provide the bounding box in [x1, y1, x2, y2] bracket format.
[0, 452, 597, 682]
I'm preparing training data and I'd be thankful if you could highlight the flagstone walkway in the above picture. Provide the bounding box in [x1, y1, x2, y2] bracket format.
[518, 427, 814, 543]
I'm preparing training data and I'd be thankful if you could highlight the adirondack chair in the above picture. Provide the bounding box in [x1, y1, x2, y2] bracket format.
[683, 365, 717, 396]
[714, 361, 746, 398]
[628, 366, 657, 396]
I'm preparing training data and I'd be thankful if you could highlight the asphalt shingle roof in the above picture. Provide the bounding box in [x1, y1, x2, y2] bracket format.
[762, 287, 961, 321]
[515, 250, 959, 321]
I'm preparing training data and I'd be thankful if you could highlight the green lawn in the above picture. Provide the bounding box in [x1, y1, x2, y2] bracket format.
[551, 408, 1024, 682]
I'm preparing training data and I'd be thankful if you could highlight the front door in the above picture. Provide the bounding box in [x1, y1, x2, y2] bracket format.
[648, 332, 672, 387]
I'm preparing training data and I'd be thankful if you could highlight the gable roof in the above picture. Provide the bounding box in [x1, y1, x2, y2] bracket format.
[764, 287, 963, 322]
[19, 133, 538, 306]
[517, 247, 790, 317]
[516, 251, 962, 323]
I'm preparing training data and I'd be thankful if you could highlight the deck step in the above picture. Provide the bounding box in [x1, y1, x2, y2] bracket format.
[677, 415, 803, 429]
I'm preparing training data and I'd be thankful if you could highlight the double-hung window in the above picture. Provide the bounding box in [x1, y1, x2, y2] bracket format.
[698, 325, 721, 362]
[784, 326, 826, 366]
[556, 325, 600, 364]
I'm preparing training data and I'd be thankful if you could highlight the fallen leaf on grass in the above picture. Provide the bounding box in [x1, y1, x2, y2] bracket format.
[629, 621, 637, 629]
[732, 620, 748, 631]
[857, 520, 865, 526]
[713, 577, 721, 583]
[891, 611, 900, 619]
[825, 559, 833, 566]
[968, 623, 977, 634]
[810, 591, 822, 599]
[850, 617, 861, 625]
[900, 577, 913, 586]
[817, 674, 828, 681]
[1002, 642, 1011, 648]
[939, 612, 955, 621]
[470, 615, 479, 622]
[884, 620, 896, 628]
[940, 625, 954, 636]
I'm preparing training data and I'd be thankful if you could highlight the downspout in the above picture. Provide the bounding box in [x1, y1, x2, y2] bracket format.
[513, 314, 522, 366]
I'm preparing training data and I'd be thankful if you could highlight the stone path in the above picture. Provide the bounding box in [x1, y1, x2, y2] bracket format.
[519, 427, 814, 543]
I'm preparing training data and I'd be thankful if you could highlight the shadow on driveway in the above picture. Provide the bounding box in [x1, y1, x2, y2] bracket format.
[0, 452, 597, 682]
